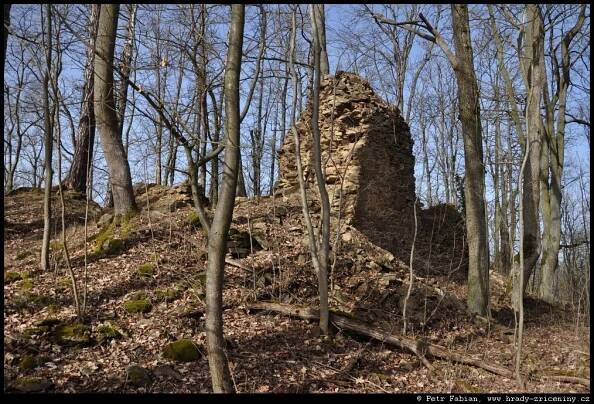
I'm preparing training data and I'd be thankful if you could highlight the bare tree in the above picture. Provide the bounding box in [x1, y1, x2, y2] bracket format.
[40, 3, 54, 271]
[205, 3, 244, 393]
[539, 5, 587, 303]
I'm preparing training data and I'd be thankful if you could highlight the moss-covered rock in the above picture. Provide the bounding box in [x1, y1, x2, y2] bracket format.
[100, 238, 125, 255]
[126, 365, 152, 387]
[124, 293, 152, 314]
[162, 339, 201, 362]
[4, 271, 23, 284]
[13, 376, 52, 393]
[55, 323, 93, 347]
[186, 211, 202, 227]
[155, 287, 182, 302]
[18, 355, 39, 370]
[96, 320, 128, 342]
[136, 263, 155, 277]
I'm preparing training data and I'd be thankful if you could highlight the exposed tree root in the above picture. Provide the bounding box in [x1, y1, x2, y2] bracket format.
[248, 302, 590, 388]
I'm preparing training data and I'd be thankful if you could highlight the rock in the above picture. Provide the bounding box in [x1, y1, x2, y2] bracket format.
[153, 364, 182, 380]
[100, 238, 124, 255]
[341, 231, 352, 243]
[13, 376, 53, 393]
[126, 365, 152, 387]
[55, 323, 93, 347]
[97, 213, 114, 228]
[162, 339, 202, 362]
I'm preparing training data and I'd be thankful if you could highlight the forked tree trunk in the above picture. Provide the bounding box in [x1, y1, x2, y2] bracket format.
[94, 4, 137, 216]
[205, 4, 244, 393]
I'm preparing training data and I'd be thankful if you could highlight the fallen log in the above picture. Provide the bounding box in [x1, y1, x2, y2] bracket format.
[248, 302, 589, 388]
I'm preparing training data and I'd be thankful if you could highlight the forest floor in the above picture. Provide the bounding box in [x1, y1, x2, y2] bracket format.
[3, 185, 590, 393]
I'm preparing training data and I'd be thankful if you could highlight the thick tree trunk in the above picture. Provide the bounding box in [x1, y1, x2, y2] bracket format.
[65, 4, 100, 194]
[95, 4, 137, 216]
[205, 4, 244, 394]
[451, 5, 489, 316]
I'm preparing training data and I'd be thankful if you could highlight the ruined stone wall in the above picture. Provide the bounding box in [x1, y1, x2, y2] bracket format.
[277, 71, 466, 274]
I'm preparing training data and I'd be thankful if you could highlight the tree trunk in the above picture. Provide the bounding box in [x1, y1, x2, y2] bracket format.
[3, 4, 11, 73]
[116, 4, 137, 140]
[513, 5, 545, 305]
[310, 4, 331, 334]
[40, 4, 53, 271]
[65, 4, 100, 194]
[451, 4, 489, 316]
[205, 3, 244, 394]
[313, 4, 329, 76]
[95, 4, 137, 216]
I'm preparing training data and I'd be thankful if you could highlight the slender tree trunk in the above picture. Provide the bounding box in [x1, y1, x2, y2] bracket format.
[40, 4, 53, 271]
[65, 4, 100, 194]
[95, 4, 137, 216]
[451, 4, 489, 316]
[117, 4, 137, 139]
[205, 4, 244, 394]
[310, 4, 330, 334]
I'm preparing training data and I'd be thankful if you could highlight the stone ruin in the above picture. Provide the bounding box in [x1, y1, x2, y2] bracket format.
[277, 72, 467, 277]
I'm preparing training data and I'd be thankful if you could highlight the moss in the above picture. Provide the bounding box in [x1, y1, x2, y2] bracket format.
[162, 339, 201, 362]
[137, 263, 155, 277]
[4, 271, 23, 284]
[23, 326, 49, 337]
[47, 304, 60, 315]
[95, 238, 124, 256]
[155, 287, 182, 302]
[18, 355, 39, 370]
[19, 277, 33, 291]
[126, 365, 152, 387]
[186, 211, 202, 227]
[49, 240, 64, 251]
[55, 323, 93, 347]
[13, 376, 52, 393]
[124, 293, 152, 314]
[92, 222, 114, 251]
[120, 215, 135, 238]
[96, 320, 128, 342]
